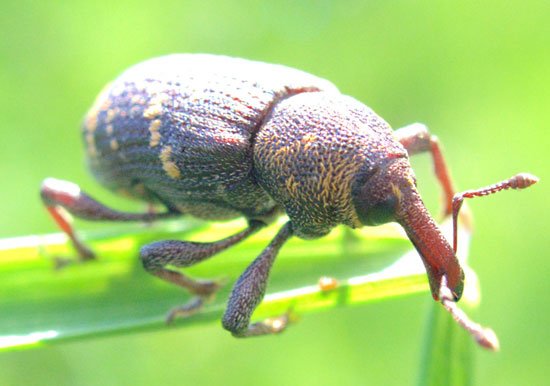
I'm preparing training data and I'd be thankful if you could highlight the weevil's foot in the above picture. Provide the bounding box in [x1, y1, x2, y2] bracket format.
[253, 313, 290, 334]
[72, 240, 96, 261]
[165, 296, 209, 324]
[235, 312, 295, 338]
[193, 280, 222, 297]
[192, 276, 229, 297]
[52, 250, 96, 270]
[53, 242, 96, 270]
[166, 277, 228, 324]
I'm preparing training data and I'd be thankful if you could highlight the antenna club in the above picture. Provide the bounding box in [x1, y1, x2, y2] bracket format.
[511, 173, 539, 189]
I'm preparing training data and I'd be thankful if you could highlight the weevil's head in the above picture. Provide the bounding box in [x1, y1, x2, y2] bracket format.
[352, 156, 464, 301]
[352, 156, 411, 227]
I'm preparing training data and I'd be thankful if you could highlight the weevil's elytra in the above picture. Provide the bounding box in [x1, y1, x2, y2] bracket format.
[41, 54, 538, 346]
[81, 55, 340, 221]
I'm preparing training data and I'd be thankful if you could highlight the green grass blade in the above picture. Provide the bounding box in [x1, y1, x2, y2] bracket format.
[417, 302, 475, 386]
[0, 219, 470, 354]
[417, 226, 479, 386]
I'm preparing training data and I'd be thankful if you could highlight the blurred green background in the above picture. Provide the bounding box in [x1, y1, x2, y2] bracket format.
[1, 0, 548, 385]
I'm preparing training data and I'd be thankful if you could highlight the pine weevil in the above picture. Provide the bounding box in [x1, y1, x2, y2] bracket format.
[40, 54, 538, 348]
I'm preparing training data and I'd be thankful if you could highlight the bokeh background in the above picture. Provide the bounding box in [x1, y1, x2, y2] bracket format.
[1, 0, 548, 385]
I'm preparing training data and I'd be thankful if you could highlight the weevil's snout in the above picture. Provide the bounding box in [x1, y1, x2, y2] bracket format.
[396, 185, 465, 302]
[451, 274, 465, 301]
[431, 268, 464, 302]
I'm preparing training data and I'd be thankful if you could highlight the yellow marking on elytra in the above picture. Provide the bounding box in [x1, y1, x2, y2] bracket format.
[160, 146, 181, 179]
[110, 138, 119, 151]
[85, 132, 98, 157]
[105, 109, 116, 123]
[131, 94, 145, 105]
[106, 124, 114, 135]
[144, 104, 163, 119]
[85, 113, 98, 133]
[144, 94, 168, 120]
[84, 82, 112, 133]
[149, 119, 162, 147]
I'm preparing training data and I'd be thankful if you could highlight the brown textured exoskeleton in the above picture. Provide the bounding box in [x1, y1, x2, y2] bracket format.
[40, 54, 538, 347]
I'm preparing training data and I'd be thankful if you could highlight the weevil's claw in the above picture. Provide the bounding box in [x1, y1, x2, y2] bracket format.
[214, 275, 230, 290]
[51, 242, 95, 270]
[261, 313, 291, 334]
[241, 309, 298, 337]
[166, 277, 228, 324]
[166, 296, 206, 324]
[246, 312, 291, 336]
[193, 277, 227, 297]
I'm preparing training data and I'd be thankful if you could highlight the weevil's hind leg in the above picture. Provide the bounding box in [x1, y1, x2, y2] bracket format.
[222, 222, 293, 338]
[40, 177, 177, 267]
[395, 123, 455, 216]
[139, 220, 266, 323]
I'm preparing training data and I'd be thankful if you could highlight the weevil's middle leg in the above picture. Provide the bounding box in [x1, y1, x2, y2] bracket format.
[222, 222, 293, 337]
[395, 123, 456, 216]
[139, 220, 266, 322]
[40, 178, 178, 267]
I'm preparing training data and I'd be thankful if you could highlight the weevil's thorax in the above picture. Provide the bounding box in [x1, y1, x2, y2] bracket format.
[253, 92, 408, 239]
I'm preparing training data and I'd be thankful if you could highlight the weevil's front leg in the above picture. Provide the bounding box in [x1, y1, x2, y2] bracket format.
[140, 220, 266, 323]
[439, 275, 499, 350]
[394, 123, 455, 216]
[222, 222, 293, 337]
[40, 178, 177, 266]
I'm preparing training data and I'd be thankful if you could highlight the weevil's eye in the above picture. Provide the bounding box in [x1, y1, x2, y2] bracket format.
[352, 165, 399, 226]
[363, 195, 397, 226]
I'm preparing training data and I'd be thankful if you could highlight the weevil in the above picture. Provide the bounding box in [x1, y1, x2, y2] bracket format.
[40, 54, 538, 346]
